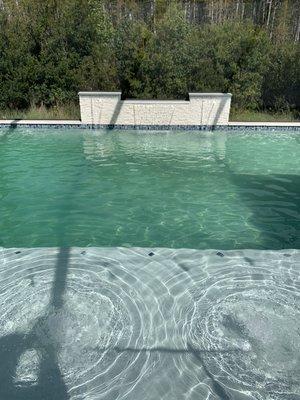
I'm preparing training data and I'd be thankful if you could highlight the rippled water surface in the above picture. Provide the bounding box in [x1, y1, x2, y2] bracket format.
[0, 128, 300, 399]
[0, 247, 299, 400]
[0, 128, 299, 249]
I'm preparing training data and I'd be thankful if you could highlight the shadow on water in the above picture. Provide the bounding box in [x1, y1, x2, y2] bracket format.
[90, 343, 234, 399]
[213, 136, 300, 249]
[2, 129, 298, 399]
[229, 173, 300, 249]
[0, 248, 70, 400]
[9, 119, 22, 129]
[0, 131, 90, 398]
[187, 343, 231, 400]
[0, 130, 80, 397]
[0, 120, 22, 142]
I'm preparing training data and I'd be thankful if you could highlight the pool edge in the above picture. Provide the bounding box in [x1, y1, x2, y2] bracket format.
[0, 120, 300, 131]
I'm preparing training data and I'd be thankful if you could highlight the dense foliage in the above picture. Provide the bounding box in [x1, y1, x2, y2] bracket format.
[0, 0, 299, 113]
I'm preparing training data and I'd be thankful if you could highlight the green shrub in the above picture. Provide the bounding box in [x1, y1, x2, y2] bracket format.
[0, 0, 299, 115]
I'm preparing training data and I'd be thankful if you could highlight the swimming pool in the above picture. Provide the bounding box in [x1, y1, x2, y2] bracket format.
[1, 128, 299, 249]
[0, 128, 299, 400]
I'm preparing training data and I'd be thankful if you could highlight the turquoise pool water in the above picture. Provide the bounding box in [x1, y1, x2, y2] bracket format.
[0, 128, 299, 249]
[0, 128, 300, 400]
[1, 247, 299, 400]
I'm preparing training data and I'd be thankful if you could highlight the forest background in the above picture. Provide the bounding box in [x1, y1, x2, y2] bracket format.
[0, 0, 299, 121]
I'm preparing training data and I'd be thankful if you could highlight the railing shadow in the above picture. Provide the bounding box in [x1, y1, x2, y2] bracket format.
[0, 124, 86, 398]
[108, 98, 124, 128]
[9, 119, 22, 129]
[210, 96, 228, 129]
[212, 135, 300, 249]
[0, 243, 240, 399]
[91, 343, 235, 399]
[0, 120, 22, 142]
[107, 93, 229, 129]
[0, 248, 70, 399]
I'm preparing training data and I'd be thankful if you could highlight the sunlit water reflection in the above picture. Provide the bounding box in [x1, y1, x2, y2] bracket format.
[0, 129, 299, 249]
[0, 247, 299, 399]
[1, 128, 299, 398]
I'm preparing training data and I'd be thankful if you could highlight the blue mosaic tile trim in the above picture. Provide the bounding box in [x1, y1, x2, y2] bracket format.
[83, 124, 216, 130]
[0, 123, 299, 131]
[77, 124, 300, 131]
[220, 125, 300, 131]
[0, 124, 83, 129]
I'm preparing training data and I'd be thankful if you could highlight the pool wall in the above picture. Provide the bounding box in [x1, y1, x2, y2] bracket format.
[78, 92, 232, 126]
[0, 120, 300, 130]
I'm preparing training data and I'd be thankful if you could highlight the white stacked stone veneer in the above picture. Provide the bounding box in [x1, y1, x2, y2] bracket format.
[78, 92, 232, 126]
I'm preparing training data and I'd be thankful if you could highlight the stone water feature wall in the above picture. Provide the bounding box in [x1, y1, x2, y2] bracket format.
[78, 92, 232, 126]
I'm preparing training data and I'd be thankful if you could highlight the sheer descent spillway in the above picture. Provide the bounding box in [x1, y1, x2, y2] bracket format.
[78, 92, 232, 126]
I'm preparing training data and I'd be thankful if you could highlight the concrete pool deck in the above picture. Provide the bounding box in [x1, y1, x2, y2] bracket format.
[0, 119, 300, 130]
[0, 119, 82, 126]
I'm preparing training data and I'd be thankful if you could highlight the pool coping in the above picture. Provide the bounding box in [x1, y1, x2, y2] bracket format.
[0, 120, 300, 130]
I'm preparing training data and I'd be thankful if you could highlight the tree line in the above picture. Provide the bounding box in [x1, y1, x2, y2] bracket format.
[0, 0, 299, 114]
